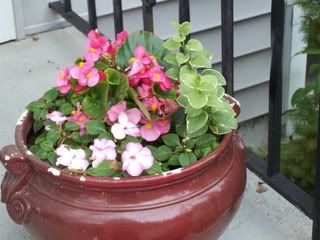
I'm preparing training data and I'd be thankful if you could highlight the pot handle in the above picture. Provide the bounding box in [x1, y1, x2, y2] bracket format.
[0, 145, 32, 224]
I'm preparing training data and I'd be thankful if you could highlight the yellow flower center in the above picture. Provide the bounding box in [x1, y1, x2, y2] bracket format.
[60, 72, 65, 79]
[145, 122, 153, 129]
[86, 73, 92, 79]
[153, 73, 161, 81]
[89, 47, 96, 53]
[79, 62, 85, 68]
[130, 57, 136, 63]
[151, 104, 158, 112]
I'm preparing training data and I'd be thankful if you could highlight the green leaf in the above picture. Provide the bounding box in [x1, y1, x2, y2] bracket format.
[203, 69, 226, 85]
[173, 34, 186, 42]
[162, 134, 181, 147]
[35, 148, 48, 160]
[176, 95, 189, 108]
[163, 38, 181, 50]
[82, 81, 108, 119]
[196, 133, 216, 148]
[186, 106, 203, 117]
[47, 152, 57, 165]
[179, 152, 197, 167]
[86, 161, 116, 176]
[35, 132, 47, 144]
[210, 110, 237, 135]
[168, 154, 180, 166]
[33, 120, 43, 133]
[197, 75, 217, 91]
[64, 122, 80, 131]
[180, 65, 197, 76]
[43, 88, 59, 101]
[98, 132, 113, 140]
[120, 136, 142, 150]
[164, 54, 179, 65]
[176, 124, 187, 138]
[152, 84, 176, 100]
[186, 39, 203, 51]
[27, 100, 45, 112]
[72, 132, 96, 144]
[60, 102, 74, 115]
[180, 73, 196, 89]
[146, 161, 163, 175]
[187, 91, 208, 109]
[105, 68, 121, 85]
[184, 138, 197, 149]
[86, 120, 106, 135]
[176, 52, 190, 65]
[187, 124, 208, 138]
[187, 111, 208, 133]
[47, 129, 60, 143]
[190, 54, 211, 68]
[166, 67, 180, 81]
[155, 145, 173, 161]
[94, 60, 108, 71]
[116, 31, 168, 68]
[111, 73, 129, 103]
[179, 22, 191, 36]
[40, 140, 55, 152]
[146, 145, 158, 156]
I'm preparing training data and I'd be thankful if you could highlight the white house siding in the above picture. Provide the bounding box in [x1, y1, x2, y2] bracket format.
[19, 0, 273, 122]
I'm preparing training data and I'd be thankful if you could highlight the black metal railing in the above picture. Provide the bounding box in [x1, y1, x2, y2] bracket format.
[49, 0, 319, 238]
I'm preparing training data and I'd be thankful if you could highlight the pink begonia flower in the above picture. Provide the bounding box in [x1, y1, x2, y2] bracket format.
[121, 142, 154, 176]
[106, 101, 127, 122]
[103, 31, 128, 55]
[149, 67, 172, 91]
[69, 61, 100, 87]
[85, 30, 108, 62]
[56, 68, 72, 94]
[111, 109, 141, 140]
[137, 83, 152, 99]
[55, 145, 89, 171]
[89, 138, 117, 168]
[140, 118, 171, 142]
[127, 45, 155, 77]
[143, 96, 163, 114]
[46, 111, 67, 126]
[68, 103, 90, 135]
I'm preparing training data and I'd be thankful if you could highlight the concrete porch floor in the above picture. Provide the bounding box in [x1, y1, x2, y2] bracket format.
[0, 27, 312, 240]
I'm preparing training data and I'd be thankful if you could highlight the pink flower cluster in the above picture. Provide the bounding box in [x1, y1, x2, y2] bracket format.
[106, 102, 170, 141]
[56, 30, 128, 94]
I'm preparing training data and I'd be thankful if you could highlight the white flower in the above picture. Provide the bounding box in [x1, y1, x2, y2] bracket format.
[46, 111, 67, 126]
[89, 138, 117, 168]
[111, 111, 140, 140]
[55, 145, 89, 171]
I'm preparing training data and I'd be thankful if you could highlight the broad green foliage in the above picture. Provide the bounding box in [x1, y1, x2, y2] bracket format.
[281, 71, 320, 193]
[116, 31, 168, 68]
[163, 22, 237, 135]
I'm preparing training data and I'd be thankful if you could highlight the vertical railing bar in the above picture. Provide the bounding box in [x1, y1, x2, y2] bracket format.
[312, 105, 320, 239]
[267, 0, 285, 177]
[62, 0, 72, 12]
[221, 0, 234, 96]
[87, 0, 97, 29]
[113, 0, 124, 36]
[179, 0, 190, 23]
[142, 0, 156, 32]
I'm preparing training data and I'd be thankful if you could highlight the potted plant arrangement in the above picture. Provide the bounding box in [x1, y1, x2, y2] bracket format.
[0, 22, 246, 240]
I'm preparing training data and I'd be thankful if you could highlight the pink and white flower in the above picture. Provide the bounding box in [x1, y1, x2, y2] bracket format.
[89, 138, 117, 168]
[111, 109, 141, 140]
[69, 61, 100, 87]
[56, 68, 71, 94]
[55, 145, 89, 171]
[46, 111, 67, 126]
[148, 66, 172, 91]
[121, 142, 154, 176]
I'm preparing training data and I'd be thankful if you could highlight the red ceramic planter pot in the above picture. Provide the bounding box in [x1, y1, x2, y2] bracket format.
[0, 105, 246, 240]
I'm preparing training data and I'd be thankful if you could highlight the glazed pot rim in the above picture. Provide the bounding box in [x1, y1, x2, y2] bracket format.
[14, 95, 239, 188]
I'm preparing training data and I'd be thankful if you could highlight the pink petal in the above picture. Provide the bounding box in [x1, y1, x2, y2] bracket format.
[127, 108, 141, 125]
[69, 66, 80, 79]
[140, 126, 161, 142]
[102, 148, 117, 160]
[125, 123, 140, 137]
[87, 69, 100, 87]
[128, 61, 144, 77]
[134, 45, 147, 59]
[136, 148, 154, 169]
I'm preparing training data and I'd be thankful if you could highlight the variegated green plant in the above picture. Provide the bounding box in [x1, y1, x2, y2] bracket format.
[163, 22, 237, 136]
